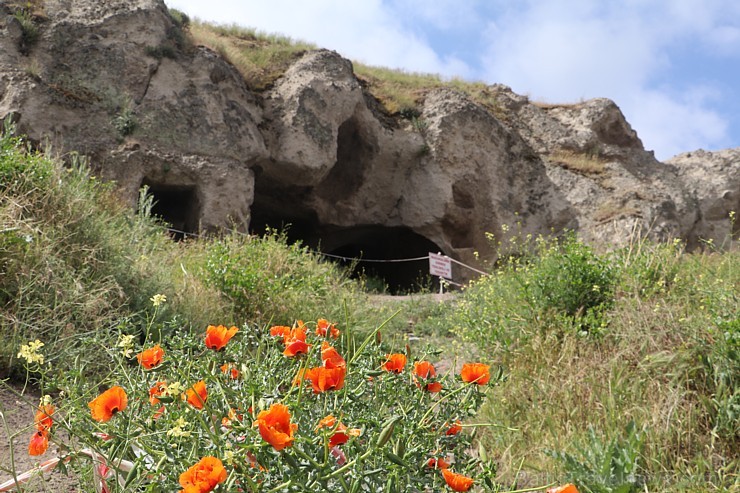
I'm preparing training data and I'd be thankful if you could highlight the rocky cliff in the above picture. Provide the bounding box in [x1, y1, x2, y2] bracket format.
[1, 0, 737, 285]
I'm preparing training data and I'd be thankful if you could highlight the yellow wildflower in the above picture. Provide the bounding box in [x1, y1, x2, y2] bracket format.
[18, 340, 44, 365]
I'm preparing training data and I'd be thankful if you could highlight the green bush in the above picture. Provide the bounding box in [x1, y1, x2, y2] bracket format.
[525, 234, 616, 330]
[0, 121, 52, 192]
[444, 233, 617, 351]
[202, 231, 364, 325]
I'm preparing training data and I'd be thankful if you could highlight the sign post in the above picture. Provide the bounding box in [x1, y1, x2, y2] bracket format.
[428, 252, 452, 293]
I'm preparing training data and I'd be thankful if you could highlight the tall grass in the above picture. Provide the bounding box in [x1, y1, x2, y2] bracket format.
[189, 21, 316, 90]
[417, 233, 738, 491]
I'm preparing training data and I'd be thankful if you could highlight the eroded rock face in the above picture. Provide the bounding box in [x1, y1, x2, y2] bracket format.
[0, 0, 265, 234]
[497, 87, 701, 247]
[1, 0, 736, 283]
[667, 148, 740, 248]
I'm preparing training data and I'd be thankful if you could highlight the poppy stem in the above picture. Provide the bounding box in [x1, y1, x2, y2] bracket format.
[348, 309, 401, 367]
[417, 383, 475, 427]
[291, 446, 322, 469]
[0, 404, 23, 493]
[266, 480, 293, 492]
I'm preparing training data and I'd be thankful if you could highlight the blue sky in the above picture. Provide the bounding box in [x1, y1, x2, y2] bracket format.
[166, 0, 740, 160]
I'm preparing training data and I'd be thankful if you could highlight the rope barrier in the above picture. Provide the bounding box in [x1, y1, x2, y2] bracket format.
[318, 251, 430, 263]
[163, 227, 489, 278]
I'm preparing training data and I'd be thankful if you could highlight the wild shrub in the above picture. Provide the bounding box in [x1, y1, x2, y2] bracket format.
[202, 231, 364, 325]
[10, 309, 506, 492]
[0, 121, 52, 192]
[445, 233, 616, 350]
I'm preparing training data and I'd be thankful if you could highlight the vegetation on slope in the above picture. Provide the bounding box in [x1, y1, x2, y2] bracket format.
[1, 12, 738, 489]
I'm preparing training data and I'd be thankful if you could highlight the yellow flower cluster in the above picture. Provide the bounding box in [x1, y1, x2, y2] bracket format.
[117, 334, 135, 358]
[17, 340, 45, 365]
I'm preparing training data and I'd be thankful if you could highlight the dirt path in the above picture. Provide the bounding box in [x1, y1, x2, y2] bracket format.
[0, 382, 79, 492]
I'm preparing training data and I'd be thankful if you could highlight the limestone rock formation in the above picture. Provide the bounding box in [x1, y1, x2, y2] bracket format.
[667, 148, 740, 248]
[0, 0, 265, 233]
[0, 0, 737, 287]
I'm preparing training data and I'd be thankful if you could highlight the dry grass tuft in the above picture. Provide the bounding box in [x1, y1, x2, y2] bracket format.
[549, 149, 607, 175]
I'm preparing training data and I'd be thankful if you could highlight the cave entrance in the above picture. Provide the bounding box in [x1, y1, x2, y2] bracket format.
[141, 180, 201, 240]
[323, 226, 444, 294]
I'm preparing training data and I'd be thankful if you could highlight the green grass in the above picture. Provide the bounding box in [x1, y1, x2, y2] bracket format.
[188, 20, 509, 120]
[404, 235, 739, 492]
[189, 21, 316, 90]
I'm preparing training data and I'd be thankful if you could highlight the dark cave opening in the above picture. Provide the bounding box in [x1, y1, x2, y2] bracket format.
[249, 196, 445, 293]
[141, 180, 201, 240]
[324, 226, 444, 294]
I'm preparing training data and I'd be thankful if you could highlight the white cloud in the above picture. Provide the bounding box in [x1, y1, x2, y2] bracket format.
[166, 0, 472, 77]
[624, 89, 728, 159]
[165, 0, 737, 157]
[477, 0, 733, 158]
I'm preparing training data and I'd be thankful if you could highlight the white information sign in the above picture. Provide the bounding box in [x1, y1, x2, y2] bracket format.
[428, 252, 452, 279]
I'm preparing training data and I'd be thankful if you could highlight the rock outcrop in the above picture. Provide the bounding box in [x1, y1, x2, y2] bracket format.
[1, 0, 737, 286]
[1, 0, 265, 233]
[667, 148, 739, 248]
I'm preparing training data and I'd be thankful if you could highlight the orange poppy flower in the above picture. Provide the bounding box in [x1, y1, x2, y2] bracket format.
[178, 456, 227, 493]
[269, 325, 291, 339]
[382, 353, 407, 373]
[316, 319, 340, 338]
[445, 420, 462, 436]
[303, 366, 346, 393]
[28, 430, 49, 456]
[321, 342, 346, 369]
[253, 403, 298, 451]
[460, 363, 491, 385]
[88, 386, 128, 422]
[442, 468, 474, 491]
[283, 339, 311, 357]
[315, 414, 361, 447]
[137, 344, 164, 369]
[220, 362, 241, 379]
[413, 361, 443, 392]
[427, 457, 450, 470]
[204, 325, 239, 351]
[186, 381, 208, 410]
[149, 381, 168, 406]
[425, 381, 443, 392]
[547, 484, 580, 493]
[414, 361, 436, 379]
[34, 404, 54, 432]
[221, 408, 243, 428]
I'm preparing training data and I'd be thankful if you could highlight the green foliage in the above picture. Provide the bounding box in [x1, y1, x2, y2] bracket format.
[0, 120, 52, 192]
[435, 235, 739, 491]
[112, 106, 137, 136]
[444, 233, 617, 350]
[525, 234, 616, 331]
[145, 44, 176, 60]
[13, 9, 40, 52]
[202, 231, 363, 324]
[0, 147, 188, 376]
[614, 239, 684, 298]
[17, 310, 503, 492]
[551, 421, 644, 493]
[697, 317, 739, 441]
[167, 8, 190, 30]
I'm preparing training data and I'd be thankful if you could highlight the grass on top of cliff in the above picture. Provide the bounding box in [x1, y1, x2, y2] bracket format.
[186, 17, 508, 118]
